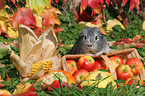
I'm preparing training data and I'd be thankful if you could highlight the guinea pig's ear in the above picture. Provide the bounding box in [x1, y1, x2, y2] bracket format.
[78, 32, 84, 36]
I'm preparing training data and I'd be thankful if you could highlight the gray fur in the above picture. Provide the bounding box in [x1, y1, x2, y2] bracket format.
[67, 27, 110, 56]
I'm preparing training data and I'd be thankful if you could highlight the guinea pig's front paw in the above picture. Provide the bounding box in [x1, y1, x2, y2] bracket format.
[84, 53, 96, 57]
[102, 52, 107, 55]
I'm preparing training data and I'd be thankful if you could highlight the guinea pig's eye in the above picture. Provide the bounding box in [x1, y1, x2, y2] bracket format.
[95, 35, 98, 40]
[84, 35, 87, 40]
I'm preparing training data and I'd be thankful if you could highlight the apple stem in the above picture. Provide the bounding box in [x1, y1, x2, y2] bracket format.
[96, 73, 102, 80]
[129, 64, 135, 69]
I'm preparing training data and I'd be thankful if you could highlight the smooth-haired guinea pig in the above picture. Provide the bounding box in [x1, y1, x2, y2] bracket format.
[67, 27, 110, 56]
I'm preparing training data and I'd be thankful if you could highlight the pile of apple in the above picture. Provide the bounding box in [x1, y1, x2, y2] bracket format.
[66, 55, 144, 83]
[66, 55, 109, 82]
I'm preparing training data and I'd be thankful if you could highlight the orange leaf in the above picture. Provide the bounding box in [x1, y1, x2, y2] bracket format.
[42, 8, 60, 27]
[13, 83, 37, 96]
[80, 0, 88, 13]
[143, 21, 145, 30]
[6, 74, 11, 82]
[54, 27, 63, 35]
[133, 35, 141, 42]
[99, 27, 108, 35]
[10, 7, 37, 30]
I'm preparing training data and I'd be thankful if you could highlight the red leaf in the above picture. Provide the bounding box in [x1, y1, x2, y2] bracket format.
[55, 0, 59, 4]
[0, 0, 5, 9]
[11, 0, 16, 5]
[10, 7, 36, 30]
[113, 38, 133, 46]
[80, 0, 88, 12]
[114, 0, 121, 6]
[0, 84, 5, 89]
[123, 0, 128, 5]
[129, 0, 140, 12]
[74, 10, 93, 22]
[0, 29, 8, 37]
[105, 0, 110, 6]
[133, 35, 141, 42]
[32, 27, 45, 37]
[99, 0, 104, 5]
[64, 0, 67, 3]
[88, 0, 100, 9]
[140, 40, 145, 44]
[54, 27, 63, 35]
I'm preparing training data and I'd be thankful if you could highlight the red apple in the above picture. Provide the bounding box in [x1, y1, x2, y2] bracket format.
[109, 56, 124, 69]
[73, 69, 89, 81]
[78, 55, 95, 71]
[93, 58, 109, 71]
[66, 60, 78, 74]
[125, 57, 143, 75]
[116, 64, 134, 80]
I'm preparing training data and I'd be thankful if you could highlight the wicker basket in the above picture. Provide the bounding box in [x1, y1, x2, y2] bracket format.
[62, 48, 145, 80]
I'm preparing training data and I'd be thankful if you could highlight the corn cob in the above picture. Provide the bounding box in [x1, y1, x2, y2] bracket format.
[29, 60, 53, 77]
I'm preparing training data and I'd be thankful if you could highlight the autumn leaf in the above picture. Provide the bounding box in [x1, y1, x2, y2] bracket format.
[105, 0, 110, 6]
[0, 0, 5, 10]
[123, 0, 128, 5]
[55, 0, 59, 4]
[6, 21, 19, 38]
[0, 10, 9, 32]
[33, 14, 42, 28]
[129, 0, 140, 12]
[42, 7, 61, 28]
[133, 35, 141, 42]
[143, 21, 145, 30]
[26, 0, 51, 16]
[106, 18, 125, 31]
[10, 7, 37, 30]
[13, 83, 37, 96]
[113, 36, 145, 49]
[75, 10, 93, 22]
[54, 27, 63, 35]
[80, 0, 88, 13]
[88, 0, 103, 9]
[32, 27, 45, 37]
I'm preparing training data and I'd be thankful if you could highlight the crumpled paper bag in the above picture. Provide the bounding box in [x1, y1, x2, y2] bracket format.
[10, 24, 62, 79]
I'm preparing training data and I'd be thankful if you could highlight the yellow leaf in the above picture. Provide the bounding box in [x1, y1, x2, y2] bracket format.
[106, 18, 125, 31]
[6, 22, 19, 38]
[26, 0, 51, 16]
[33, 14, 42, 28]
[0, 10, 9, 32]
[79, 21, 103, 28]
[143, 21, 145, 30]
[0, 20, 7, 32]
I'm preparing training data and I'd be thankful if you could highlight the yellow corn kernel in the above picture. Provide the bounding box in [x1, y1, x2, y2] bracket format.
[29, 60, 53, 77]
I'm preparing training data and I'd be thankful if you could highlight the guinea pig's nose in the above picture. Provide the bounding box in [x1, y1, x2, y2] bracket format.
[87, 44, 92, 47]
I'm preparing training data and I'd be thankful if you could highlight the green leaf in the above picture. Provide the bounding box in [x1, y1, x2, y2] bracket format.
[26, 0, 51, 16]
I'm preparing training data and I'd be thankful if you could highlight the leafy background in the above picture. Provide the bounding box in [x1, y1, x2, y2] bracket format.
[0, 0, 145, 95]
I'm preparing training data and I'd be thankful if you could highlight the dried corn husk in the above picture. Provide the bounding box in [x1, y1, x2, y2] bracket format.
[10, 24, 62, 79]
